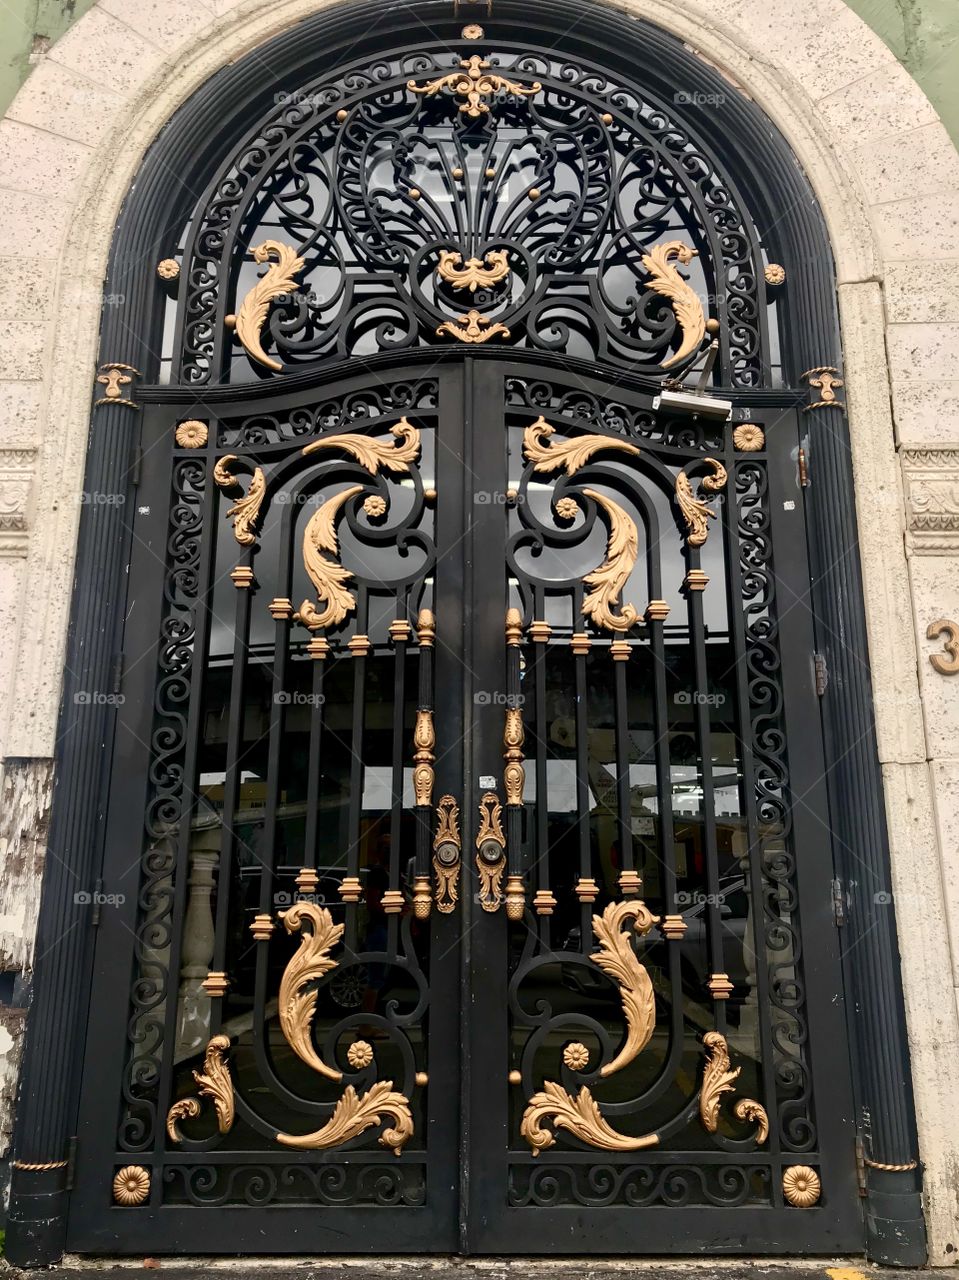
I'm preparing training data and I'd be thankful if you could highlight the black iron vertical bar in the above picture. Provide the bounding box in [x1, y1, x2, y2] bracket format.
[685, 542, 727, 1034]
[388, 607, 411, 949]
[530, 588, 551, 939]
[572, 585, 593, 940]
[208, 547, 255, 1036]
[344, 586, 370, 953]
[611, 648, 634, 887]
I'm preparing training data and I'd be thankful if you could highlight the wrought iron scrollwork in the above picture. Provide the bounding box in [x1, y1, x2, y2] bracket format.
[170, 46, 769, 384]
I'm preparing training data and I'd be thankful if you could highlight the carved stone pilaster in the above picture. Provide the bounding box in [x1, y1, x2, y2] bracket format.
[902, 447, 959, 556]
[0, 449, 36, 559]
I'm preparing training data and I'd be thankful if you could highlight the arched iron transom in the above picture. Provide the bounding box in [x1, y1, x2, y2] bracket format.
[165, 35, 782, 387]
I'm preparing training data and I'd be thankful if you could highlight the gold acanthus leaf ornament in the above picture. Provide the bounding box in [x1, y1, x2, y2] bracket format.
[301, 418, 421, 471]
[408, 55, 541, 118]
[165, 1035, 235, 1142]
[699, 1031, 768, 1145]
[523, 417, 642, 476]
[213, 455, 267, 547]
[699, 1030, 740, 1132]
[520, 1081, 659, 1155]
[275, 1080, 414, 1154]
[590, 899, 660, 1078]
[675, 458, 727, 547]
[297, 486, 365, 631]
[225, 240, 306, 372]
[437, 249, 510, 292]
[437, 309, 510, 344]
[640, 240, 706, 369]
[278, 902, 345, 1081]
[580, 489, 641, 633]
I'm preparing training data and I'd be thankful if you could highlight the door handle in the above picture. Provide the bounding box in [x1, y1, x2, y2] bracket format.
[475, 792, 506, 911]
[432, 795, 462, 913]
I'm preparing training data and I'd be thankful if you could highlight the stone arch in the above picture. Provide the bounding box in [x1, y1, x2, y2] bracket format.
[1, 0, 956, 1261]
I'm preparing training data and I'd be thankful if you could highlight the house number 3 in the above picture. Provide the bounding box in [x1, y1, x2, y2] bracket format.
[927, 619, 959, 675]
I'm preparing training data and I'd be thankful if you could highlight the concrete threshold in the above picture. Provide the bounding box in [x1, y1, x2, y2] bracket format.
[0, 1260, 947, 1279]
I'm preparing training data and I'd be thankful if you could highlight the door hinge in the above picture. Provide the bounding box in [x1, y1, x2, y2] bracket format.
[855, 1135, 868, 1196]
[832, 877, 846, 928]
[91, 877, 104, 928]
[111, 652, 124, 695]
[64, 1136, 78, 1191]
[798, 446, 809, 487]
[814, 651, 828, 696]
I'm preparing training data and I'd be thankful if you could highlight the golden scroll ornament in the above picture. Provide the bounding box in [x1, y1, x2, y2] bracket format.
[165, 1034, 236, 1142]
[475, 791, 506, 912]
[640, 240, 706, 369]
[437, 309, 510, 344]
[675, 458, 727, 547]
[275, 1080, 413, 1155]
[437, 248, 510, 292]
[523, 417, 641, 476]
[213, 455, 267, 547]
[590, 899, 660, 1078]
[433, 794, 462, 913]
[699, 1031, 768, 1145]
[297, 486, 365, 630]
[297, 423, 422, 631]
[225, 239, 306, 372]
[520, 1081, 659, 1155]
[277, 902, 345, 1081]
[408, 54, 540, 118]
[581, 489, 641, 633]
[301, 418, 420, 471]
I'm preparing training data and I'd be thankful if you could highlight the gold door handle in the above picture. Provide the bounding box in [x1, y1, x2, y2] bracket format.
[475, 792, 506, 912]
[432, 795, 462, 913]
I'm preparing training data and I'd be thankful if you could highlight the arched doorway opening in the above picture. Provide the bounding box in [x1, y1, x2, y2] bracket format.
[7, 0, 923, 1264]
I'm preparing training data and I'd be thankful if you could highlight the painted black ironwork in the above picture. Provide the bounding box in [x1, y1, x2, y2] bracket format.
[168, 39, 771, 388]
[7, 0, 923, 1267]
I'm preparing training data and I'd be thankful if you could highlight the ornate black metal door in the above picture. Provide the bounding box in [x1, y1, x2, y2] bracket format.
[68, 355, 859, 1253]
[461, 360, 859, 1251]
[62, 10, 865, 1257]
